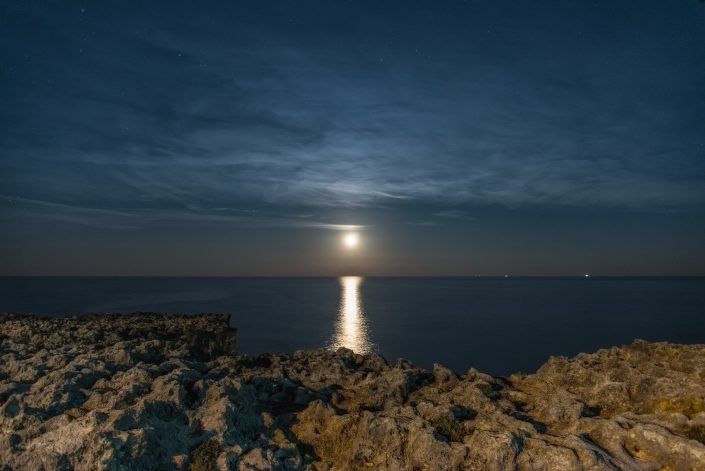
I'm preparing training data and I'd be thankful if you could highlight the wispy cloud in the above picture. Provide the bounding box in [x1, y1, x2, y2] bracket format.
[0, 195, 364, 231]
[407, 221, 441, 227]
[434, 210, 475, 221]
[2, 0, 704, 224]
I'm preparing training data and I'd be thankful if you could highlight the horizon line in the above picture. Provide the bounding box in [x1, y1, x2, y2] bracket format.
[1, 274, 704, 279]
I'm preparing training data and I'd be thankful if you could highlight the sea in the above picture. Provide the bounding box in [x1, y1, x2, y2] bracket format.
[1, 276, 704, 376]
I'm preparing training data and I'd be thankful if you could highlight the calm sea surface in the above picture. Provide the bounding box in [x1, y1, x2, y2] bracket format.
[1, 277, 704, 375]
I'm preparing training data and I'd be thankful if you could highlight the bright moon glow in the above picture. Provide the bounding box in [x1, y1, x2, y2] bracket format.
[343, 232, 359, 248]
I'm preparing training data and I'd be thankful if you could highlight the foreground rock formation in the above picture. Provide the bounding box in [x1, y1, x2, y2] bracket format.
[1, 314, 704, 470]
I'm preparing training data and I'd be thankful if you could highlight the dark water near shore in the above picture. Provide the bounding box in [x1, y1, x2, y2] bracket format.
[1, 277, 704, 375]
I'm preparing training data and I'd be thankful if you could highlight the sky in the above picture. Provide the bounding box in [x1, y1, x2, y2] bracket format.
[1, 0, 704, 276]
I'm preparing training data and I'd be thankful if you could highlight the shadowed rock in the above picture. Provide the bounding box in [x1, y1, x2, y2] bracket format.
[1, 313, 704, 470]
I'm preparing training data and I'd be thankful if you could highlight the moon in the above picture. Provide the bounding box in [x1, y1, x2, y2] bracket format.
[343, 232, 359, 248]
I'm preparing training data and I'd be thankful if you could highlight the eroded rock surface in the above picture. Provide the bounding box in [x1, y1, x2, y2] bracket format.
[1, 313, 704, 470]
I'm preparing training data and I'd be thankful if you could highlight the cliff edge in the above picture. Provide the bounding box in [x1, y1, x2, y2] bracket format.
[1, 313, 704, 470]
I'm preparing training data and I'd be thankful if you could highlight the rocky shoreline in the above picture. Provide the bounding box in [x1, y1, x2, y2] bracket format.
[1, 313, 704, 470]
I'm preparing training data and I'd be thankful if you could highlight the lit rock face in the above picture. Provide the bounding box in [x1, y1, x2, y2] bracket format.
[1, 314, 704, 470]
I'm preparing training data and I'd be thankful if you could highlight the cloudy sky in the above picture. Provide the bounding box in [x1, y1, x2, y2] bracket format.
[1, 0, 704, 275]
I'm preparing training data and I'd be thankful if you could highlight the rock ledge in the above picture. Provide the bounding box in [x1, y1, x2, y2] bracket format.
[1, 313, 704, 470]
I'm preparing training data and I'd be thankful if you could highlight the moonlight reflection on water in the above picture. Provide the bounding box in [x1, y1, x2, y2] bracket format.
[330, 276, 373, 354]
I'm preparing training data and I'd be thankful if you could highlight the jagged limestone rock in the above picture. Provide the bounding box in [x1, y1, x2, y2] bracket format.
[1, 313, 704, 470]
